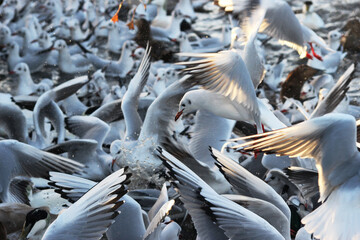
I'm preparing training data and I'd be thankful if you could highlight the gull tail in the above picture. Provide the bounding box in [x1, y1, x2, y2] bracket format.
[302, 175, 360, 240]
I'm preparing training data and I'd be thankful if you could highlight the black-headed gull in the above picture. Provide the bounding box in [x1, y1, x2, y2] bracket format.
[217, 0, 332, 60]
[33, 75, 89, 146]
[52, 40, 91, 75]
[232, 113, 360, 239]
[110, 76, 192, 186]
[176, 50, 262, 133]
[121, 45, 151, 140]
[86, 40, 138, 78]
[296, 1, 325, 30]
[11, 62, 53, 96]
[41, 168, 130, 239]
[158, 147, 286, 240]
[0, 140, 84, 203]
[48, 173, 178, 240]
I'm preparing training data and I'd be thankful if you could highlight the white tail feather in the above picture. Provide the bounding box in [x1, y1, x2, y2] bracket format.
[302, 175, 360, 240]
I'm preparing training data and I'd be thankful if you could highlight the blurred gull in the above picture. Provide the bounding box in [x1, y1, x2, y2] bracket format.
[0, 140, 84, 203]
[233, 113, 360, 239]
[296, 1, 325, 30]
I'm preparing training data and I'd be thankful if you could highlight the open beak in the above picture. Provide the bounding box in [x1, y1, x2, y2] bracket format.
[175, 109, 184, 121]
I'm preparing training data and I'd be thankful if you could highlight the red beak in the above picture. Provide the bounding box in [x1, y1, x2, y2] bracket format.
[9, 71, 15, 75]
[281, 109, 288, 113]
[111, 159, 116, 171]
[175, 109, 184, 121]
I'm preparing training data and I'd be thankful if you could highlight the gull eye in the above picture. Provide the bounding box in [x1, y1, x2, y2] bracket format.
[188, 99, 191, 104]
[270, 176, 275, 180]
[181, 103, 185, 107]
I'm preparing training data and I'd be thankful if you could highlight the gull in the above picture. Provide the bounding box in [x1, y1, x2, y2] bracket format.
[174, 0, 197, 22]
[176, 50, 262, 133]
[11, 62, 53, 96]
[177, 32, 224, 55]
[310, 74, 335, 92]
[160, 134, 233, 194]
[40, 168, 130, 239]
[0, 140, 84, 203]
[211, 148, 291, 221]
[101, 20, 135, 54]
[296, 1, 325, 30]
[306, 43, 347, 73]
[6, 42, 50, 73]
[150, 0, 171, 28]
[284, 166, 320, 201]
[309, 63, 355, 118]
[158, 147, 287, 240]
[52, 39, 91, 75]
[33, 75, 89, 147]
[189, 110, 235, 169]
[110, 76, 192, 185]
[0, 102, 28, 143]
[217, 0, 333, 60]
[177, 89, 286, 132]
[13, 27, 38, 56]
[86, 40, 138, 78]
[264, 168, 299, 199]
[48, 173, 178, 240]
[280, 98, 308, 124]
[121, 45, 151, 140]
[58, 94, 88, 116]
[77, 69, 110, 105]
[46, 116, 113, 181]
[263, 57, 287, 91]
[328, 29, 342, 51]
[150, 10, 185, 42]
[232, 113, 360, 240]
[66, 18, 91, 42]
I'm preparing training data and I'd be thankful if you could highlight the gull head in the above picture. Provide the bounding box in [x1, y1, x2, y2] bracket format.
[175, 92, 197, 121]
[13, 62, 30, 77]
[19, 208, 51, 240]
[123, 40, 138, 52]
[300, 82, 316, 100]
[303, 1, 314, 13]
[53, 39, 67, 51]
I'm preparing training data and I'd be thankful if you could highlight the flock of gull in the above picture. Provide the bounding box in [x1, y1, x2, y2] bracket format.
[0, 0, 359, 239]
